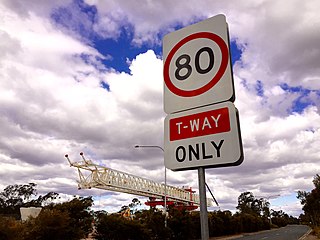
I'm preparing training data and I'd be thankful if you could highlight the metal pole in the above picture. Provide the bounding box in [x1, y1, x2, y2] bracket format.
[205, 182, 219, 206]
[198, 167, 209, 240]
[164, 163, 167, 227]
[134, 145, 167, 228]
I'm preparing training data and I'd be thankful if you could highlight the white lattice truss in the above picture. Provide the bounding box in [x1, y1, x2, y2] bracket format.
[66, 154, 213, 207]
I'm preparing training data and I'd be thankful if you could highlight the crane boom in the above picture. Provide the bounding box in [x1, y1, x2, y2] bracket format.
[65, 153, 213, 207]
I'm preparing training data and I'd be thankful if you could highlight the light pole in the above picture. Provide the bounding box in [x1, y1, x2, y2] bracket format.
[134, 145, 167, 228]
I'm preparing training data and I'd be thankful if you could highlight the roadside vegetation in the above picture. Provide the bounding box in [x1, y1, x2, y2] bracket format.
[298, 174, 320, 238]
[1, 177, 318, 239]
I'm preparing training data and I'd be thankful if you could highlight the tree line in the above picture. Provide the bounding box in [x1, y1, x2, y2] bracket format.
[297, 174, 320, 237]
[0, 183, 93, 240]
[1, 178, 317, 239]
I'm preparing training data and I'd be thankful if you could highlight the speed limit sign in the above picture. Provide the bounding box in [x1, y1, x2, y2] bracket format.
[163, 14, 235, 114]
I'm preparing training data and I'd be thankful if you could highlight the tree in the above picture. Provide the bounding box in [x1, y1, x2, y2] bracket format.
[236, 192, 272, 232]
[46, 196, 94, 238]
[297, 174, 320, 226]
[167, 207, 198, 239]
[237, 192, 254, 215]
[95, 213, 149, 240]
[0, 183, 37, 216]
[22, 209, 73, 240]
[25, 192, 59, 207]
[236, 192, 270, 218]
[129, 198, 141, 214]
[271, 210, 289, 227]
[261, 199, 271, 219]
[135, 208, 171, 239]
[209, 210, 236, 236]
[209, 212, 225, 236]
[313, 174, 320, 189]
[0, 216, 25, 240]
[0, 183, 58, 219]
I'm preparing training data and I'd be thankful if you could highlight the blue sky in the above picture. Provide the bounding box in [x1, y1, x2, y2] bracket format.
[0, 0, 320, 217]
[51, 0, 243, 74]
[50, 0, 315, 115]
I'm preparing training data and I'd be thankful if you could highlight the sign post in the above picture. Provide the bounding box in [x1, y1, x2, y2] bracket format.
[162, 14, 243, 240]
[198, 167, 209, 240]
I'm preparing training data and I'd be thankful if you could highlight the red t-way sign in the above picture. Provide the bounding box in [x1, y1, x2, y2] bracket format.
[164, 102, 243, 171]
[169, 107, 230, 141]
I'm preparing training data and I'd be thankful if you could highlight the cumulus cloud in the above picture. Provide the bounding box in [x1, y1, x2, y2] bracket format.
[0, 0, 320, 217]
[87, 0, 320, 113]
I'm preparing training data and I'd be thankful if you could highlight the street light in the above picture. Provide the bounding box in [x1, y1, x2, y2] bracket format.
[134, 145, 167, 228]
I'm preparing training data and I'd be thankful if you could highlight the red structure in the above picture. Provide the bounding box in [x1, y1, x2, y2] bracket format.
[145, 188, 198, 211]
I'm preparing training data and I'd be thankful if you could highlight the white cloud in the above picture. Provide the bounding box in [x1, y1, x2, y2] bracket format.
[1, 0, 71, 18]
[0, 0, 320, 218]
[88, 0, 320, 86]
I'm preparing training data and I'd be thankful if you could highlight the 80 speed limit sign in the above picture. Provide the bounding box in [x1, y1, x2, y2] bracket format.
[163, 14, 235, 114]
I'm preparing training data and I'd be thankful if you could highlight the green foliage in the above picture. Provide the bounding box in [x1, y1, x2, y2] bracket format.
[129, 197, 141, 214]
[167, 207, 199, 239]
[236, 191, 270, 217]
[237, 192, 255, 214]
[209, 211, 225, 236]
[0, 216, 24, 240]
[313, 174, 320, 189]
[0, 183, 37, 217]
[21, 209, 73, 240]
[95, 213, 149, 240]
[236, 191, 298, 230]
[135, 208, 171, 239]
[0, 195, 94, 240]
[0, 184, 302, 239]
[271, 210, 289, 227]
[45, 196, 94, 238]
[20, 196, 94, 240]
[25, 192, 59, 208]
[0, 183, 58, 219]
[297, 174, 320, 226]
[93, 195, 295, 240]
[209, 210, 238, 236]
[0, 182, 94, 240]
[239, 213, 269, 232]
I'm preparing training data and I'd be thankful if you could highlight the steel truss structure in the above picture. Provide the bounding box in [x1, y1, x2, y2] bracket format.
[65, 153, 213, 208]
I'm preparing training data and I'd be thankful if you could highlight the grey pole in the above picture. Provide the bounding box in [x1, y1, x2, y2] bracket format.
[134, 145, 167, 228]
[198, 167, 209, 240]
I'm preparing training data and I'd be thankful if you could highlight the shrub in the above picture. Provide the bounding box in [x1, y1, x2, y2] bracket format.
[0, 216, 24, 240]
[95, 213, 149, 240]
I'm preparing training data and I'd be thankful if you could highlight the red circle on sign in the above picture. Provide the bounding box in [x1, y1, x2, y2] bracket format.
[163, 32, 229, 97]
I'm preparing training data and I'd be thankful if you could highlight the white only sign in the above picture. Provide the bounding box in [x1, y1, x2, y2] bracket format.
[163, 14, 235, 114]
[164, 102, 243, 171]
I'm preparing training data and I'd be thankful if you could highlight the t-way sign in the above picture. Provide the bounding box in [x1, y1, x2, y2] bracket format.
[163, 14, 235, 114]
[164, 102, 243, 171]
